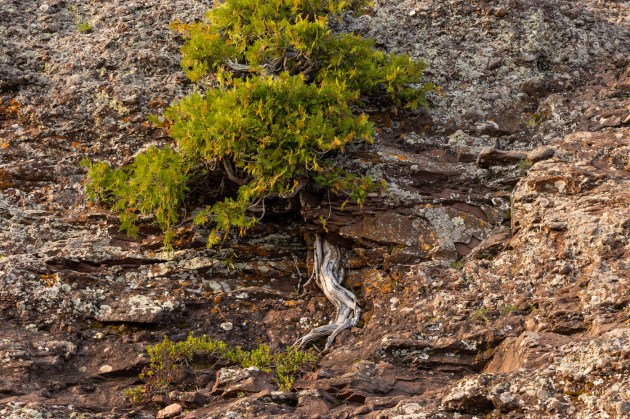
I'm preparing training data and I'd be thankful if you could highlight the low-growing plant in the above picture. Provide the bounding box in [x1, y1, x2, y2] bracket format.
[450, 260, 465, 270]
[501, 303, 519, 315]
[273, 345, 319, 390]
[123, 386, 144, 404]
[517, 159, 533, 172]
[71, 6, 92, 33]
[220, 251, 240, 272]
[471, 306, 489, 323]
[525, 112, 543, 128]
[84, 0, 433, 250]
[127, 334, 317, 402]
[76, 21, 92, 33]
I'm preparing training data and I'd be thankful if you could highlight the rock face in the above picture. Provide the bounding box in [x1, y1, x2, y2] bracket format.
[1, 0, 628, 418]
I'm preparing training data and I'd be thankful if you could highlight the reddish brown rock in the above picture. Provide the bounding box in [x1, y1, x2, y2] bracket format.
[476, 147, 527, 168]
[212, 367, 276, 397]
[485, 332, 571, 374]
[295, 392, 332, 418]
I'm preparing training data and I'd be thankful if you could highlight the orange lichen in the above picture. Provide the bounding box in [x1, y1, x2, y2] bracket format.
[40, 273, 60, 287]
[0, 168, 13, 190]
[0, 98, 21, 117]
[418, 229, 438, 252]
[359, 268, 394, 301]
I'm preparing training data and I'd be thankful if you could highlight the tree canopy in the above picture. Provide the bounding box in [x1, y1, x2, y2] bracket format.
[84, 0, 433, 250]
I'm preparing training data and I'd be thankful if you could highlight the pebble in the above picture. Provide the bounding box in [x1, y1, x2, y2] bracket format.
[66, 74, 83, 86]
[99, 365, 113, 373]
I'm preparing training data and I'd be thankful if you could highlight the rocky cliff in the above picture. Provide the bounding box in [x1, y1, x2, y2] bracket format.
[0, 0, 628, 418]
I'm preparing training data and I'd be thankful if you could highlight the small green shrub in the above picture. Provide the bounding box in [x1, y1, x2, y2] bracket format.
[274, 345, 318, 390]
[85, 0, 432, 249]
[76, 21, 92, 33]
[71, 6, 92, 33]
[123, 386, 144, 404]
[471, 306, 489, 323]
[127, 334, 317, 402]
[82, 147, 189, 252]
[501, 304, 519, 315]
[450, 260, 465, 270]
[517, 159, 533, 172]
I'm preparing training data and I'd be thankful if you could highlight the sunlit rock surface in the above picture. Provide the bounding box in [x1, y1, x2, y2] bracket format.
[0, 0, 628, 417]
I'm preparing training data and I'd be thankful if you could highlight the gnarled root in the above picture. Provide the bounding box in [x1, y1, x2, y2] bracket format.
[294, 235, 361, 351]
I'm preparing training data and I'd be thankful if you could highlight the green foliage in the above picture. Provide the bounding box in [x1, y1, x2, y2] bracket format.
[127, 334, 317, 402]
[450, 260, 464, 270]
[85, 0, 432, 248]
[71, 5, 92, 33]
[517, 159, 533, 174]
[273, 345, 318, 390]
[170, 72, 377, 245]
[471, 306, 489, 323]
[123, 386, 144, 404]
[501, 304, 519, 315]
[76, 21, 92, 33]
[81, 147, 190, 252]
[173, 0, 373, 82]
[221, 251, 239, 271]
[525, 112, 543, 128]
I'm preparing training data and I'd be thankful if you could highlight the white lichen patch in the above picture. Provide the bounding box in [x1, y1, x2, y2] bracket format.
[415, 206, 490, 253]
[96, 295, 176, 323]
[127, 295, 173, 316]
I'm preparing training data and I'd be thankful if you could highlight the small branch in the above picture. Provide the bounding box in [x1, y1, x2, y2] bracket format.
[224, 58, 281, 77]
[294, 255, 305, 294]
[257, 198, 266, 221]
[247, 196, 265, 212]
[246, 179, 306, 213]
[223, 286, 296, 300]
[224, 58, 255, 74]
[297, 265, 316, 297]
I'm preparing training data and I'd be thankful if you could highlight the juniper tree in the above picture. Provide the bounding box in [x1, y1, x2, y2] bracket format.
[84, 0, 432, 349]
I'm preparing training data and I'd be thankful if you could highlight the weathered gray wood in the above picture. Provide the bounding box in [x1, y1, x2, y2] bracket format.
[294, 235, 361, 350]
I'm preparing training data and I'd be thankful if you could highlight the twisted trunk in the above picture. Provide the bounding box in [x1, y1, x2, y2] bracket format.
[294, 235, 361, 350]
[221, 158, 249, 186]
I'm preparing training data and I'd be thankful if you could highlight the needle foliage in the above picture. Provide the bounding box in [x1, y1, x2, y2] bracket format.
[84, 0, 432, 249]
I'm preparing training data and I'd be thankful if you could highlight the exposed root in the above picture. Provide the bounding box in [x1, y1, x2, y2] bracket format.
[294, 235, 361, 351]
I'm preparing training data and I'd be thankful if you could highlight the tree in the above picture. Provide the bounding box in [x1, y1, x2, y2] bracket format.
[84, 0, 432, 349]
